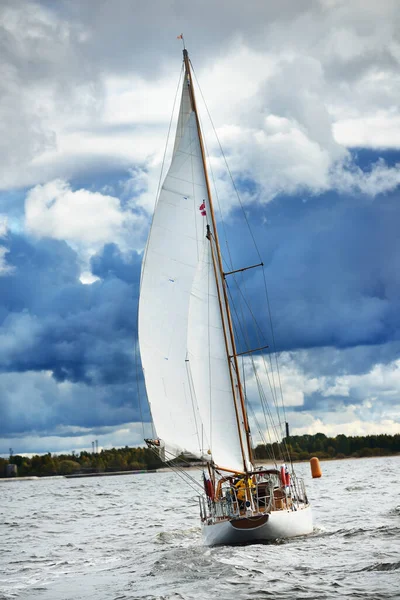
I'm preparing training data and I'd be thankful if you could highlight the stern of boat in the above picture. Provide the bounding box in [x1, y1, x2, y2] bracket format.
[199, 470, 313, 546]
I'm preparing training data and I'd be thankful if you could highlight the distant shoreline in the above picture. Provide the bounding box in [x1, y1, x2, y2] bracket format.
[0, 469, 153, 482]
[1, 454, 399, 482]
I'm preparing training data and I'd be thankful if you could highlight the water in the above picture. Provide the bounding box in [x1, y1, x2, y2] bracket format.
[1, 456, 399, 599]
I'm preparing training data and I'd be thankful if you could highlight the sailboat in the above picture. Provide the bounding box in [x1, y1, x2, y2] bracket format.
[138, 45, 313, 546]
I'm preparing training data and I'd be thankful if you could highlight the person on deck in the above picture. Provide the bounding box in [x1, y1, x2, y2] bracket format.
[234, 477, 255, 504]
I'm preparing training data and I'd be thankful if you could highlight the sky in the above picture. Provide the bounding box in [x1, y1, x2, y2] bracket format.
[1, 0, 400, 455]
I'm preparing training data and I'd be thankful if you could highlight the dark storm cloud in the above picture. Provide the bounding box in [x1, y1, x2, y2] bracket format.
[290, 342, 400, 380]
[0, 373, 141, 437]
[91, 243, 141, 285]
[293, 392, 350, 413]
[0, 235, 142, 383]
[225, 183, 400, 366]
[0, 233, 147, 437]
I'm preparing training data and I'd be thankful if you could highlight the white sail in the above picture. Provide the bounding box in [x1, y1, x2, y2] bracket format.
[138, 77, 208, 458]
[187, 237, 252, 473]
[139, 69, 251, 470]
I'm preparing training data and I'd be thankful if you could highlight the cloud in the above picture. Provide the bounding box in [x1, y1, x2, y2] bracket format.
[25, 179, 146, 257]
[2, 421, 147, 456]
[0, 369, 143, 437]
[246, 348, 400, 442]
[0, 233, 143, 385]
[0, 0, 101, 190]
[1, 0, 400, 452]
[0, 232, 150, 453]
[0, 247, 13, 275]
[331, 157, 400, 196]
[0, 216, 13, 275]
[1, 0, 399, 200]
[90, 242, 141, 284]
[287, 414, 400, 438]
[334, 114, 400, 149]
[206, 51, 400, 207]
[225, 186, 400, 360]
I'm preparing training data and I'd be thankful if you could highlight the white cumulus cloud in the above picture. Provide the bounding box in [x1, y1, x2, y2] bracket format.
[25, 179, 146, 256]
[246, 351, 400, 442]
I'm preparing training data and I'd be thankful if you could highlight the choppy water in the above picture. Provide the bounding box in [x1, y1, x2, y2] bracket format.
[1, 456, 400, 599]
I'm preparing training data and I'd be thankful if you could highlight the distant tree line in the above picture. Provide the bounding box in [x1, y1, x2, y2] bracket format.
[254, 432, 400, 462]
[2, 433, 400, 477]
[0, 446, 163, 478]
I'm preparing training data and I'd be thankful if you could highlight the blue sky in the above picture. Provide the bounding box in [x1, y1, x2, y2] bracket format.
[1, 0, 400, 454]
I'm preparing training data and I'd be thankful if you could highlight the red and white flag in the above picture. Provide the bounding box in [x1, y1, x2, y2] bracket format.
[199, 202, 206, 216]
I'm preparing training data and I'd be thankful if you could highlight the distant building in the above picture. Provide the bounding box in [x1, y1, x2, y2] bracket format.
[6, 464, 18, 477]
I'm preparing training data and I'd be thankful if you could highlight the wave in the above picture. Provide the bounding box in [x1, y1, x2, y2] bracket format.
[344, 485, 367, 492]
[361, 561, 400, 572]
[309, 524, 400, 539]
[156, 527, 201, 544]
[388, 506, 400, 517]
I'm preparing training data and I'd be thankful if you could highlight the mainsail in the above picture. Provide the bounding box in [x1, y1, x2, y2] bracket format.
[139, 63, 251, 472]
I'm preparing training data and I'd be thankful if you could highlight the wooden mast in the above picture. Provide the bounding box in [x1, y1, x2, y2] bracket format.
[182, 49, 253, 472]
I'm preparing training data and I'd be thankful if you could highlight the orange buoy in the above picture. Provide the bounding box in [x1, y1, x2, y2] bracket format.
[310, 456, 322, 478]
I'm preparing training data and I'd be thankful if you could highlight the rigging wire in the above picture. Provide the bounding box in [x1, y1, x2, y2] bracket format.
[227, 284, 283, 464]
[147, 445, 205, 493]
[227, 278, 281, 461]
[237, 274, 286, 437]
[227, 272, 292, 464]
[246, 401, 278, 464]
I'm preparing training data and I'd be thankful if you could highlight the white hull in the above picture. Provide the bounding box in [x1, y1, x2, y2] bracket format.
[202, 505, 313, 546]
